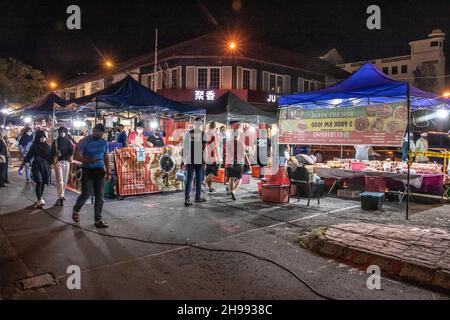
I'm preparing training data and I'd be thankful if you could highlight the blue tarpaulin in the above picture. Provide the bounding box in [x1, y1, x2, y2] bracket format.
[67, 75, 203, 115]
[280, 63, 450, 110]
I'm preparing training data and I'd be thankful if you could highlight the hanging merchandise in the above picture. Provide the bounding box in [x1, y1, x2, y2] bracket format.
[136, 147, 146, 162]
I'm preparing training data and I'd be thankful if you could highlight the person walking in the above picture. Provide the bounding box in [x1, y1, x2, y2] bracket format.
[51, 126, 74, 206]
[225, 125, 249, 201]
[18, 127, 33, 183]
[204, 122, 220, 194]
[19, 130, 51, 208]
[182, 117, 207, 206]
[0, 131, 9, 187]
[72, 124, 111, 228]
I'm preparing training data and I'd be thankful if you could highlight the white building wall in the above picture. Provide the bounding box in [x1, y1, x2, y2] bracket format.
[337, 30, 446, 93]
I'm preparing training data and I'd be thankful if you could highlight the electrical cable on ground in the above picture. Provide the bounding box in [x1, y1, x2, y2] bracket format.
[18, 189, 335, 300]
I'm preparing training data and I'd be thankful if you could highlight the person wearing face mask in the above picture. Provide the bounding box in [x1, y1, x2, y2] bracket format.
[204, 122, 220, 194]
[72, 124, 111, 228]
[18, 127, 34, 183]
[51, 126, 74, 206]
[415, 132, 429, 163]
[182, 117, 207, 206]
[19, 130, 52, 208]
[128, 122, 146, 147]
[0, 130, 9, 187]
[147, 128, 165, 147]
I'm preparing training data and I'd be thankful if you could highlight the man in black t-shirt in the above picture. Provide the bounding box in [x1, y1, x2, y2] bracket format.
[182, 117, 207, 206]
[147, 128, 165, 147]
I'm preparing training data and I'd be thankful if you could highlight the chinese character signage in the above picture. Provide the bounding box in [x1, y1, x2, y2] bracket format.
[278, 102, 407, 146]
[194, 90, 216, 101]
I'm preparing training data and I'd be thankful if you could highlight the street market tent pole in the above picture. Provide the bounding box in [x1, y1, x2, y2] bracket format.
[154, 28, 158, 90]
[406, 82, 411, 220]
[95, 98, 98, 125]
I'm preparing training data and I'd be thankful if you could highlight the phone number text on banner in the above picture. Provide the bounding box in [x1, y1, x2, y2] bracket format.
[278, 102, 407, 146]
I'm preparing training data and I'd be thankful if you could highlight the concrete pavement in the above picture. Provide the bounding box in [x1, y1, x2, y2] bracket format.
[0, 169, 449, 299]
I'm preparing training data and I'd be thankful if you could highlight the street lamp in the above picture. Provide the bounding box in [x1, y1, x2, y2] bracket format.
[49, 81, 58, 89]
[105, 60, 114, 69]
[228, 41, 237, 50]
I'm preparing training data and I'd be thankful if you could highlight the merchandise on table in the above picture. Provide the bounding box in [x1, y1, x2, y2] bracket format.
[318, 159, 443, 175]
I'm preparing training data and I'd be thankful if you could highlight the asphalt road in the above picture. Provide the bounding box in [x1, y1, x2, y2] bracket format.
[0, 170, 449, 300]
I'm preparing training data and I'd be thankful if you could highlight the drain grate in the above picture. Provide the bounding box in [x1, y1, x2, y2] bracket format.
[16, 273, 57, 291]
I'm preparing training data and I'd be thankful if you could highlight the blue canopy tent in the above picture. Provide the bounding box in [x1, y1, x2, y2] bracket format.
[280, 63, 450, 110]
[21, 92, 67, 115]
[279, 63, 450, 220]
[67, 75, 204, 117]
[15, 92, 68, 127]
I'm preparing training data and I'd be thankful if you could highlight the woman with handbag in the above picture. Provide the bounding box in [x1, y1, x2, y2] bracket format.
[0, 131, 9, 187]
[19, 130, 52, 208]
[51, 126, 74, 206]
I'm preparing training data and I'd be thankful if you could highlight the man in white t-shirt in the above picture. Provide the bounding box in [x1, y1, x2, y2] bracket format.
[354, 145, 370, 161]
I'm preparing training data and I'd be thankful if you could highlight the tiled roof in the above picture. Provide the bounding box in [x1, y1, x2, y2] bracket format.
[61, 32, 349, 87]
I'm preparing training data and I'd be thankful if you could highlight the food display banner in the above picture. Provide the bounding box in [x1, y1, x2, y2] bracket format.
[278, 102, 407, 146]
[114, 146, 182, 197]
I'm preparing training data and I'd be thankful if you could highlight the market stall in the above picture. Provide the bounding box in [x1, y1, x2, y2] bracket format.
[200, 91, 277, 125]
[65, 75, 204, 197]
[279, 63, 450, 217]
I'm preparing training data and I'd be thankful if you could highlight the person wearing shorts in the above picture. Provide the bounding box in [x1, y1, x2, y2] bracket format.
[204, 122, 220, 194]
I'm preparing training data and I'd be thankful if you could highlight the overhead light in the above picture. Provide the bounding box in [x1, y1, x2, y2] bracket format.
[23, 116, 32, 124]
[49, 81, 58, 89]
[150, 120, 158, 129]
[1, 108, 10, 115]
[436, 109, 449, 119]
[442, 91, 450, 98]
[73, 120, 86, 128]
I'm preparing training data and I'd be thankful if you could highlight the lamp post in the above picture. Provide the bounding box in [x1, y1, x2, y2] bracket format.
[406, 82, 411, 220]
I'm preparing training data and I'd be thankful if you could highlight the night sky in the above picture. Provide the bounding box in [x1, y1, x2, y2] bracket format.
[1, 0, 449, 82]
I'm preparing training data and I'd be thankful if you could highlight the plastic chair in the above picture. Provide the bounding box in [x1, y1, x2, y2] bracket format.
[287, 166, 321, 206]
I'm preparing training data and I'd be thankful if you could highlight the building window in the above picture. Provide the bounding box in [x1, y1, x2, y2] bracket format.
[210, 68, 220, 89]
[265, 72, 284, 93]
[242, 69, 250, 90]
[196, 67, 221, 89]
[68, 91, 76, 100]
[391, 66, 398, 75]
[401, 65, 408, 74]
[382, 67, 389, 74]
[169, 68, 179, 89]
[431, 41, 439, 47]
[197, 68, 208, 89]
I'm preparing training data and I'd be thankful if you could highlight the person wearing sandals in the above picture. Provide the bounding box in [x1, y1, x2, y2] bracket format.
[72, 124, 111, 228]
[204, 122, 220, 194]
[19, 130, 52, 208]
[225, 123, 249, 201]
[51, 126, 74, 206]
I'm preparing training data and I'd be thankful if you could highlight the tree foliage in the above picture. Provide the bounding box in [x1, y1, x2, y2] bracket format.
[0, 58, 47, 104]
